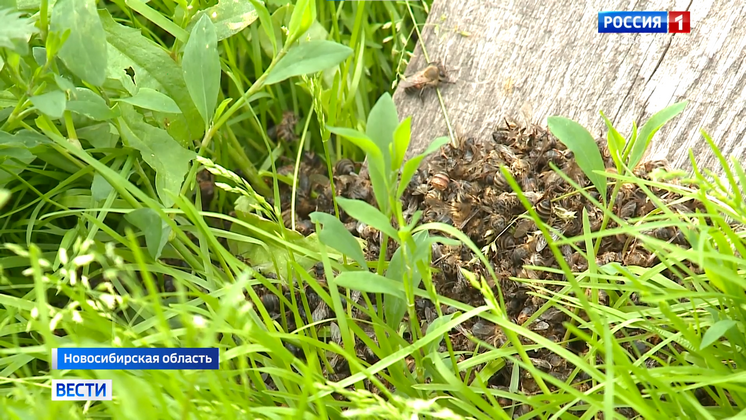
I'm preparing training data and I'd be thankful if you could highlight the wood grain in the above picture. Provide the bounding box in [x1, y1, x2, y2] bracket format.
[392, 0, 746, 174]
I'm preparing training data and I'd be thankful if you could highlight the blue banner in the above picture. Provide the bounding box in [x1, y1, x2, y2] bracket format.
[598, 11, 668, 33]
[52, 348, 219, 370]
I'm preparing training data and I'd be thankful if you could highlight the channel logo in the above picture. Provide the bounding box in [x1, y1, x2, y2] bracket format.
[52, 379, 113, 401]
[598, 11, 690, 33]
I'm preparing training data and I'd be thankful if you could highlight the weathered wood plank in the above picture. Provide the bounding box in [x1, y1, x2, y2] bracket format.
[393, 0, 746, 174]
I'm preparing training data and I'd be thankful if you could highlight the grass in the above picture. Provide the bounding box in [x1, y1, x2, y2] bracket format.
[1, 1, 745, 419]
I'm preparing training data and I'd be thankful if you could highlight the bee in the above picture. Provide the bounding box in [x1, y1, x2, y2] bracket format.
[429, 171, 450, 191]
[471, 319, 507, 347]
[196, 169, 215, 209]
[520, 176, 539, 192]
[495, 192, 522, 216]
[485, 169, 511, 191]
[634, 159, 669, 178]
[334, 158, 356, 176]
[510, 158, 531, 179]
[596, 252, 620, 265]
[541, 170, 565, 192]
[511, 243, 531, 266]
[535, 199, 553, 222]
[495, 144, 518, 165]
[492, 117, 520, 145]
[269, 111, 299, 142]
[516, 305, 536, 325]
[513, 218, 536, 239]
[400, 61, 455, 100]
[617, 200, 638, 220]
[260, 293, 281, 315]
[356, 222, 380, 242]
[295, 220, 314, 236]
[623, 248, 654, 267]
[495, 233, 516, 251]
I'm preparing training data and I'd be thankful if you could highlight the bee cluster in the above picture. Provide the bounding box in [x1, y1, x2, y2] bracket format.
[188, 116, 709, 411]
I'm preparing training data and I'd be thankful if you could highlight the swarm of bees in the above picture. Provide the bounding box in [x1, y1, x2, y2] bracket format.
[189, 116, 711, 412]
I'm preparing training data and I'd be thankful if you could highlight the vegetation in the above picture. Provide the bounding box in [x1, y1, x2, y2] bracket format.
[1, 0, 744, 419]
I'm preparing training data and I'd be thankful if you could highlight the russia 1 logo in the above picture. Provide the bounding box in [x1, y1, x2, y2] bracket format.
[668, 11, 690, 33]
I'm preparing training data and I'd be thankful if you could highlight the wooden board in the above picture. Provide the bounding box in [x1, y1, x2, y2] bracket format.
[392, 0, 746, 174]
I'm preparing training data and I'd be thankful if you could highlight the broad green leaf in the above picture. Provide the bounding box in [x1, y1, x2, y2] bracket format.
[54, 74, 75, 93]
[0, 130, 45, 188]
[265, 40, 352, 85]
[66, 87, 116, 120]
[547, 116, 607, 203]
[0, 8, 37, 52]
[114, 88, 181, 114]
[335, 197, 397, 239]
[91, 173, 113, 201]
[0, 188, 9, 209]
[32, 46, 46, 66]
[231, 201, 319, 279]
[328, 125, 388, 213]
[286, 0, 314, 45]
[599, 110, 624, 172]
[183, 14, 220, 127]
[118, 104, 196, 208]
[700, 319, 736, 349]
[424, 314, 455, 354]
[125, 208, 171, 259]
[384, 230, 431, 330]
[0, 146, 34, 188]
[51, 0, 107, 86]
[366, 93, 398, 176]
[309, 212, 367, 269]
[335, 272, 405, 299]
[250, 0, 276, 56]
[100, 10, 204, 144]
[391, 117, 411, 171]
[188, 0, 258, 41]
[30, 90, 66, 118]
[0, 89, 14, 108]
[77, 122, 119, 148]
[397, 136, 450, 199]
[627, 101, 687, 169]
[257, 4, 290, 57]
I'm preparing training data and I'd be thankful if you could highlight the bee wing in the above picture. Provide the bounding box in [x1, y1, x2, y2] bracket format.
[399, 72, 431, 89]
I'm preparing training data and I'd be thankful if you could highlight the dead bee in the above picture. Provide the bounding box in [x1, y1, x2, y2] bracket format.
[356, 222, 380, 242]
[510, 158, 531, 179]
[634, 159, 669, 178]
[623, 248, 655, 267]
[400, 61, 454, 100]
[596, 252, 620, 265]
[260, 293, 281, 315]
[511, 243, 531, 265]
[430, 171, 450, 191]
[535, 199, 553, 222]
[513, 218, 536, 239]
[196, 169, 215, 209]
[471, 319, 507, 347]
[492, 117, 521, 145]
[269, 111, 299, 142]
[495, 192, 523, 216]
[520, 176, 539, 192]
[485, 169, 511, 191]
[516, 305, 536, 325]
[495, 233, 516, 251]
[495, 144, 518, 165]
[541, 170, 565, 192]
[334, 158, 356, 176]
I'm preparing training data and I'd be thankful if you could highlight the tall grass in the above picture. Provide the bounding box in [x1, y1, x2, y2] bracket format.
[1, 0, 745, 419]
